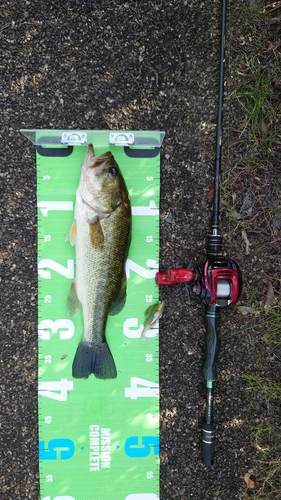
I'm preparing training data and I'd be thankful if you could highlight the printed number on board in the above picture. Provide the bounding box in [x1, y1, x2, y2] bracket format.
[131, 200, 159, 216]
[125, 259, 158, 279]
[38, 259, 74, 279]
[38, 379, 74, 401]
[124, 436, 159, 457]
[38, 319, 74, 340]
[123, 318, 158, 339]
[37, 201, 73, 217]
[39, 438, 75, 460]
[125, 377, 159, 399]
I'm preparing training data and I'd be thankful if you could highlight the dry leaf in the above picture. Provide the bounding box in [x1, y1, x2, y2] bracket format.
[264, 281, 275, 309]
[60, 354, 68, 360]
[207, 184, 214, 203]
[241, 229, 250, 255]
[261, 332, 271, 342]
[237, 306, 260, 316]
[244, 472, 255, 489]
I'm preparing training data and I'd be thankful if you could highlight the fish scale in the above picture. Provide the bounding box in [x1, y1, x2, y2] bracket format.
[77, 209, 129, 345]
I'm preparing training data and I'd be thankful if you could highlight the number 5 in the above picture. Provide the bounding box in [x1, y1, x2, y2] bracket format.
[124, 436, 159, 457]
[39, 438, 75, 460]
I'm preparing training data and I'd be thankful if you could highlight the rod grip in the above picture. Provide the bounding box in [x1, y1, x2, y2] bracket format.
[203, 305, 220, 381]
[202, 422, 215, 466]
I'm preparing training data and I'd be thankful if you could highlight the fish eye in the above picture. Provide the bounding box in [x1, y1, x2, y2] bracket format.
[109, 166, 118, 176]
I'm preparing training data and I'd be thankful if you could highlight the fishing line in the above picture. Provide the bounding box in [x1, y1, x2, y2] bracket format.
[226, 0, 232, 258]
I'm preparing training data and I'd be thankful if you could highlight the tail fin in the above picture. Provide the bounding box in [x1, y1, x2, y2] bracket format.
[72, 341, 117, 379]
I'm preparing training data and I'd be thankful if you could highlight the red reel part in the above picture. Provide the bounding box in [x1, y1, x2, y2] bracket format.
[156, 259, 242, 307]
[204, 260, 240, 306]
[156, 268, 196, 286]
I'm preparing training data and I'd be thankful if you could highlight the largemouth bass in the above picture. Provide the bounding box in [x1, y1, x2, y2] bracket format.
[67, 144, 131, 379]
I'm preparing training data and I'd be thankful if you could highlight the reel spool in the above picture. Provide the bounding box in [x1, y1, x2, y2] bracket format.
[194, 258, 242, 307]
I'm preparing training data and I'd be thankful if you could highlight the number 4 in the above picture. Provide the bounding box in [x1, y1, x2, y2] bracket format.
[38, 379, 74, 401]
[125, 377, 159, 399]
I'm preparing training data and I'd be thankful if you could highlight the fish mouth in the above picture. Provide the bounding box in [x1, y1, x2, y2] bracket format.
[83, 144, 114, 174]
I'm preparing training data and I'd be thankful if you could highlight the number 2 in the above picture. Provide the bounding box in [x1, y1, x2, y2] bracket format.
[38, 259, 74, 279]
[125, 259, 158, 279]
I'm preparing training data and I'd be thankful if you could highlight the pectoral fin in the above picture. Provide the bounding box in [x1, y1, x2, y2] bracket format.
[109, 272, 127, 315]
[88, 218, 104, 250]
[65, 221, 77, 246]
[67, 279, 81, 317]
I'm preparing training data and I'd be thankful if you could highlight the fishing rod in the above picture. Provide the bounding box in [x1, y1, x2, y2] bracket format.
[156, 0, 242, 466]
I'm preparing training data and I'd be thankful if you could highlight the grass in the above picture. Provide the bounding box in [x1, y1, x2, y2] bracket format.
[242, 0, 265, 22]
[242, 374, 281, 499]
[234, 62, 278, 150]
[269, 305, 281, 347]
[228, 2, 281, 498]
[231, 0, 281, 153]
[222, 0, 281, 244]
[242, 374, 281, 402]
[251, 459, 281, 499]
[251, 422, 272, 452]
[241, 305, 281, 497]
[241, 303, 281, 330]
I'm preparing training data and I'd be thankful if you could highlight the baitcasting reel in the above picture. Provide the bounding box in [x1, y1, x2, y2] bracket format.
[156, 253, 242, 309]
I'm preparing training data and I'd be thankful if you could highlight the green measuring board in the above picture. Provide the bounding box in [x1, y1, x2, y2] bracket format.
[25, 129, 164, 500]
